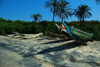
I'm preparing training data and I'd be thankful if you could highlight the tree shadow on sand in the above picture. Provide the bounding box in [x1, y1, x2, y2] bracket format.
[37, 41, 81, 54]
[40, 39, 72, 44]
[23, 41, 82, 57]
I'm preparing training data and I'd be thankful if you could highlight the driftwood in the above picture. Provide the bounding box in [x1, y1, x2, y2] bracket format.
[9, 32, 44, 39]
[12, 31, 21, 35]
[11, 31, 23, 38]
[22, 33, 43, 39]
[45, 31, 65, 38]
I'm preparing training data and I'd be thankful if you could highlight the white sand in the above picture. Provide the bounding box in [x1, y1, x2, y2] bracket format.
[0, 35, 100, 67]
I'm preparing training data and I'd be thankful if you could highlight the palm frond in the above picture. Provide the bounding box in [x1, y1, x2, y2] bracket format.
[96, 0, 100, 4]
[74, 4, 92, 21]
[55, 0, 72, 20]
[30, 14, 42, 22]
[65, 12, 68, 18]
[45, 2, 53, 8]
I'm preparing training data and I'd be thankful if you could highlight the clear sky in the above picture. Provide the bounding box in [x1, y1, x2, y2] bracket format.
[0, 0, 100, 22]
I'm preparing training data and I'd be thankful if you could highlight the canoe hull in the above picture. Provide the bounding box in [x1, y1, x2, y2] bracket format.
[61, 21, 93, 43]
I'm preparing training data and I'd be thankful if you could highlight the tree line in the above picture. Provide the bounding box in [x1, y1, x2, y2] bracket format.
[31, 0, 99, 26]
[0, 0, 100, 40]
[0, 18, 100, 40]
[45, 0, 92, 26]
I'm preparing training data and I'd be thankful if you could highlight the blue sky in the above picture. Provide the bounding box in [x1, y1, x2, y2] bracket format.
[0, 0, 100, 22]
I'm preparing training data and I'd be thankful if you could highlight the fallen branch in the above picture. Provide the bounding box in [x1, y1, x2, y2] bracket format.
[45, 31, 65, 38]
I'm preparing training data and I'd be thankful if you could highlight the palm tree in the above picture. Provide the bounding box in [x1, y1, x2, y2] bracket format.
[56, 0, 72, 21]
[30, 14, 42, 22]
[81, 4, 92, 25]
[74, 5, 84, 26]
[74, 4, 92, 26]
[45, 0, 59, 22]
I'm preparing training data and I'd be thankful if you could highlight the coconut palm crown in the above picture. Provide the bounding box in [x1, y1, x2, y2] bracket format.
[74, 4, 92, 25]
[96, 0, 100, 4]
[31, 14, 42, 22]
[45, 0, 59, 22]
[56, 0, 73, 21]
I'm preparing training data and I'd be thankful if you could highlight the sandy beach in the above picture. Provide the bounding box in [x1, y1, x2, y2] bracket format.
[0, 35, 100, 67]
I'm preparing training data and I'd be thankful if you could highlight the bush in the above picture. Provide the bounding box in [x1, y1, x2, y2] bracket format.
[0, 18, 100, 40]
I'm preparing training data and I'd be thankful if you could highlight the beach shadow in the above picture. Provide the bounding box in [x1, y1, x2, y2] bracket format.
[37, 41, 81, 54]
[41, 39, 72, 44]
[23, 41, 81, 57]
[0, 42, 26, 54]
[0, 42, 20, 54]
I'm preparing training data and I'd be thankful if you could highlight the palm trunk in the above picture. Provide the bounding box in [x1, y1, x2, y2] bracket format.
[83, 15, 84, 26]
[80, 17, 81, 26]
[80, 19, 81, 26]
[53, 2, 56, 22]
[62, 13, 63, 21]
[35, 20, 36, 23]
[53, 12, 54, 22]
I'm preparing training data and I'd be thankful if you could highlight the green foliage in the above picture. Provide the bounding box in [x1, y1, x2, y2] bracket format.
[56, 0, 73, 21]
[30, 14, 42, 22]
[45, 0, 60, 22]
[96, 0, 100, 4]
[0, 18, 100, 40]
[74, 4, 92, 26]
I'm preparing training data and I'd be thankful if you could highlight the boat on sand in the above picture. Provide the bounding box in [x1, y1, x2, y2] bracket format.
[55, 21, 93, 43]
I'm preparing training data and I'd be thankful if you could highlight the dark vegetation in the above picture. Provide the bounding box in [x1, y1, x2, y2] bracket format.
[0, 18, 100, 40]
[0, 0, 100, 40]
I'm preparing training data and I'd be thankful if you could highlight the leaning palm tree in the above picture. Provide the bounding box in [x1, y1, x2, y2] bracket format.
[74, 4, 92, 26]
[56, 0, 72, 21]
[45, 0, 59, 22]
[30, 14, 42, 22]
